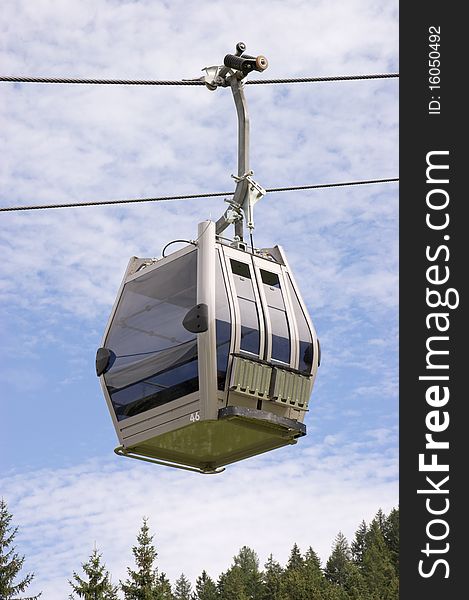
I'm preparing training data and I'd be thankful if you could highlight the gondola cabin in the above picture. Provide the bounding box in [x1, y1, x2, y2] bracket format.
[96, 221, 320, 473]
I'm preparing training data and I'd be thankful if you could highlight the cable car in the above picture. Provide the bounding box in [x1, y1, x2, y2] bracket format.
[96, 43, 320, 473]
[96, 221, 319, 473]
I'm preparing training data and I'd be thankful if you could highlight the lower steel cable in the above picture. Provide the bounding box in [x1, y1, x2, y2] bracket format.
[0, 178, 399, 213]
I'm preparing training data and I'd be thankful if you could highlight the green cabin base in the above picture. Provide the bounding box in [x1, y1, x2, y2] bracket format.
[115, 406, 306, 474]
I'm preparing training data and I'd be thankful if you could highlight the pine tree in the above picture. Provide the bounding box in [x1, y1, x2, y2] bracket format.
[285, 543, 303, 571]
[303, 547, 321, 571]
[120, 518, 162, 600]
[302, 546, 325, 590]
[278, 543, 313, 600]
[0, 498, 41, 600]
[280, 545, 343, 600]
[217, 566, 249, 600]
[193, 571, 218, 600]
[69, 547, 118, 600]
[278, 568, 308, 600]
[351, 520, 368, 565]
[302, 546, 330, 600]
[261, 554, 282, 600]
[173, 574, 192, 600]
[157, 573, 173, 600]
[382, 508, 399, 575]
[374, 509, 387, 533]
[361, 520, 399, 600]
[217, 547, 262, 600]
[232, 546, 263, 600]
[325, 533, 367, 600]
[324, 532, 351, 587]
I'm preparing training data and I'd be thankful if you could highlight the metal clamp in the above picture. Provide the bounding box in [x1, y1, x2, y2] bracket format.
[232, 171, 266, 231]
[200, 65, 230, 91]
[221, 198, 243, 224]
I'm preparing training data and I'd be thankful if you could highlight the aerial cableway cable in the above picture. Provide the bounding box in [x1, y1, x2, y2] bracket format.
[0, 177, 399, 213]
[0, 73, 399, 86]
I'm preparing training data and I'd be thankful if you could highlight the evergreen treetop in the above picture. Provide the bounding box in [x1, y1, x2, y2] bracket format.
[351, 520, 368, 565]
[157, 572, 173, 600]
[324, 532, 352, 587]
[217, 566, 249, 600]
[173, 573, 192, 600]
[286, 543, 304, 571]
[68, 547, 118, 600]
[304, 546, 321, 570]
[217, 546, 263, 600]
[361, 519, 399, 600]
[261, 554, 283, 600]
[120, 518, 162, 600]
[382, 508, 399, 574]
[0, 498, 41, 600]
[193, 570, 218, 600]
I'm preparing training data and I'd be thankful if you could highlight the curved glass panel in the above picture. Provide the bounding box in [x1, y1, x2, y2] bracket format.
[230, 259, 260, 356]
[285, 273, 314, 373]
[260, 269, 290, 364]
[103, 250, 198, 420]
[215, 251, 231, 390]
[270, 307, 290, 363]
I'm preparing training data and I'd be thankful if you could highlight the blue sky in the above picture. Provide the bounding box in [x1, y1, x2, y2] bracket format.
[0, 0, 398, 597]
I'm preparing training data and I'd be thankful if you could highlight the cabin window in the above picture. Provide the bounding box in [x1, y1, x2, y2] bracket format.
[215, 252, 231, 390]
[103, 250, 198, 420]
[285, 274, 313, 373]
[230, 259, 260, 355]
[260, 269, 290, 364]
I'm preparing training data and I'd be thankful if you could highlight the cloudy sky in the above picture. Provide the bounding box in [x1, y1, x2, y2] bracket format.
[0, 0, 398, 597]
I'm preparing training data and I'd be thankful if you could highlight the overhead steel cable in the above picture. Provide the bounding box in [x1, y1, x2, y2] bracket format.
[247, 73, 399, 84]
[0, 177, 399, 213]
[0, 73, 399, 86]
[0, 76, 205, 86]
[266, 177, 399, 192]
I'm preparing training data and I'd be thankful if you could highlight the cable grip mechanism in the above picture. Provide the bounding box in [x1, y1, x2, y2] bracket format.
[219, 198, 243, 226]
[200, 41, 268, 91]
[201, 65, 230, 91]
[232, 171, 266, 231]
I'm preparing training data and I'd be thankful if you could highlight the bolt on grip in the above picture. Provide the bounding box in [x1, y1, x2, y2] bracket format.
[223, 53, 269, 75]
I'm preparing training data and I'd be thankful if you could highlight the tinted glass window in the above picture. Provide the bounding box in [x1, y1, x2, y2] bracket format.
[230, 259, 260, 356]
[261, 270, 280, 288]
[103, 250, 198, 420]
[270, 307, 290, 364]
[231, 260, 251, 278]
[238, 298, 260, 354]
[286, 274, 313, 373]
[260, 270, 290, 364]
[216, 252, 231, 390]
